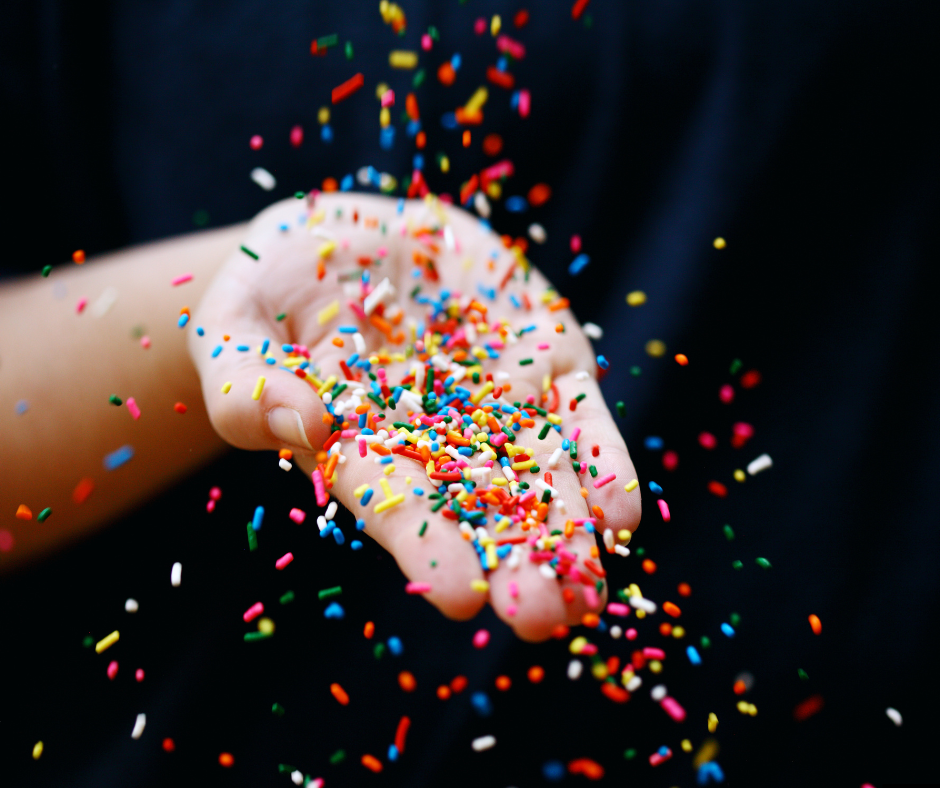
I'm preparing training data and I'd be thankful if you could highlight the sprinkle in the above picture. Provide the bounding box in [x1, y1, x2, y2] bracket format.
[126, 397, 141, 420]
[406, 582, 432, 594]
[275, 552, 294, 570]
[808, 614, 822, 635]
[568, 254, 590, 276]
[32, 741, 43, 760]
[330, 683, 350, 705]
[243, 602, 264, 622]
[332, 72, 364, 103]
[251, 376, 266, 400]
[389, 50, 419, 69]
[626, 290, 647, 306]
[317, 300, 340, 325]
[130, 713, 146, 740]
[593, 473, 616, 489]
[470, 579, 490, 593]
[170, 562, 182, 587]
[471, 735, 496, 752]
[886, 707, 903, 726]
[125, 598, 138, 613]
[289, 508, 306, 524]
[747, 453, 773, 475]
[250, 167, 276, 191]
[95, 630, 120, 654]
[240, 245, 260, 260]
[361, 754, 382, 772]
[37, 507, 52, 523]
[657, 499, 671, 521]
[221, 381, 232, 394]
[171, 273, 193, 286]
[104, 445, 134, 470]
[624, 478, 639, 492]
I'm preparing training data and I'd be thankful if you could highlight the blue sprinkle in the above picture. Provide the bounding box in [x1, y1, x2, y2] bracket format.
[361, 489, 374, 506]
[697, 761, 725, 785]
[211, 345, 223, 358]
[543, 761, 565, 782]
[644, 436, 664, 450]
[177, 314, 189, 328]
[440, 112, 458, 129]
[505, 195, 527, 213]
[511, 91, 520, 111]
[341, 174, 353, 191]
[562, 439, 570, 451]
[659, 746, 670, 757]
[406, 119, 421, 137]
[509, 294, 521, 308]
[497, 56, 507, 71]
[252, 506, 264, 531]
[195, 325, 204, 336]
[648, 481, 663, 494]
[470, 692, 493, 717]
[333, 528, 345, 545]
[103, 444, 134, 471]
[721, 623, 735, 638]
[338, 326, 357, 334]
[569, 254, 590, 276]
[368, 166, 381, 187]
[450, 53, 461, 70]
[236, 345, 250, 351]
[356, 519, 366, 531]
[281, 344, 293, 353]
[379, 125, 395, 150]
[596, 355, 609, 370]
[387, 636, 403, 656]
[321, 124, 333, 143]
[584, 523, 595, 534]
[265, 357, 276, 365]
[413, 488, 424, 496]
[412, 154, 424, 171]
[324, 602, 344, 619]
[320, 522, 335, 538]
[14, 400, 28, 415]
[350, 540, 363, 550]
[387, 744, 399, 762]
[278, 223, 289, 232]
[397, 198, 405, 214]
[261, 338, 270, 355]
[379, 456, 394, 465]
[596, 617, 608, 633]
[687, 646, 702, 665]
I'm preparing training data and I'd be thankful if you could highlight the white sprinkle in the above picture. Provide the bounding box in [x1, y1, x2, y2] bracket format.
[325, 501, 338, 520]
[170, 562, 182, 587]
[278, 458, 292, 472]
[534, 479, 559, 497]
[554, 498, 567, 514]
[629, 595, 656, 614]
[356, 166, 372, 186]
[471, 735, 496, 752]
[528, 223, 546, 244]
[443, 224, 456, 251]
[567, 659, 583, 680]
[626, 675, 642, 692]
[886, 707, 903, 726]
[130, 713, 146, 739]
[538, 564, 557, 580]
[575, 370, 590, 381]
[747, 453, 773, 476]
[250, 167, 276, 191]
[352, 332, 367, 355]
[124, 598, 139, 613]
[291, 770, 304, 785]
[603, 528, 615, 551]
[363, 277, 393, 315]
[91, 286, 119, 317]
[547, 447, 563, 468]
[317, 516, 327, 532]
[582, 322, 603, 340]
[650, 684, 667, 702]
[610, 625, 623, 639]
[614, 544, 631, 557]
[474, 191, 491, 218]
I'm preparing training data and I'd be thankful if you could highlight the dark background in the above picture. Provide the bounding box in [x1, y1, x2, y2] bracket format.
[1, 1, 938, 786]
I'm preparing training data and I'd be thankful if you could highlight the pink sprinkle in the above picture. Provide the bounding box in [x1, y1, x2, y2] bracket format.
[578, 463, 587, 474]
[380, 89, 395, 107]
[505, 604, 517, 616]
[346, 300, 367, 320]
[606, 603, 630, 617]
[537, 343, 550, 350]
[579, 643, 598, 656]
[126, 397, 141, 420]
[518, 89, 531, 118]
[249, 134, 263, 150]
[209, 487, 222, 501]
[662, 450, 679, 471]
[719, 384, 735, 403]
[358, 437, 367, 458]
[593, 473, 616, 489]
[570, 235, 582, 253]
[583, 584, 599, 609]
[474, 17, 486, 34]
[107, 661, 119, 680]
[275, 552, 294, 570]
[421, 33, 432, 50]
[626, 628, 638, 640]
[508, 581, 518, 598]
[698, 431, 717, 449]
[76, 297, 88, 314]
[243, 602, 264, 622]
[660, 696, 687, 722]
[643, 647, 666, 659]
[206, 500, 216, 513]
[495, 34, 526, 60]
[289, 508, 306, 524]
[140, 335, 151, 349]
[570, 427, 581, 442]
[312, 470, 328, 507]
[290, 125, 303, 147]
[171, 273, 193, 287]
[135, 668, 145, 682]
[472, 629, 491, 649]
[405, 582, 432, 594]
[657, 499, 671, 522]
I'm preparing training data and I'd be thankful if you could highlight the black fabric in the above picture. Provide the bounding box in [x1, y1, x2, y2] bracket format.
[2, 1, 938, 786]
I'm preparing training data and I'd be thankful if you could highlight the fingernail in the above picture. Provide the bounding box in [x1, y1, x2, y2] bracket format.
[268, 407, 313, 450]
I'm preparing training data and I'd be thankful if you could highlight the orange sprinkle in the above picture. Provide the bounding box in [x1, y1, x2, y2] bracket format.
[416, 130, 426, 149]
[73, 477, 95, 504]
[580, 487, 589, 499]
[355, 403, 370, 415]
[436, 685, 452, 700]
[395, 716, 411, 754]
[582, 613, 600, 628]
[527, 183, 552, 207]
[482, 133, 503, 156]
[361, 754, 383, 773]
[72, 249, 85, 264]
[659, 622, 673, 636]
[551, 624, 570, 639]
[675, 353, 689, 365]
[733, 679, 748, 695]
[363, 621, 374, 639]
[278, 449, 293, 460]
[462, 129, 471, 147]
[591, 505, 605, 520]
[808, 614, 822, 635]
[547, 298, 570, 312]
[398, 671, 417, 692]
[322, 177, 338, 192]
[495, 675, 512, 691]
[642, 559, 657, 574]
[450, 675, 468, 693]
[218, 752, 234, 767]
[437, 61, 456, 85]
[330, 683, 349, 705]
[527, 665, 545, 683]
[662, 601, 682, 618]
[569, 757, 606, 779]
[332, 337, 345, 347]
[678, 582, 692, 597]
[15, 504, 32, 520]
[562, 587, 576, 604]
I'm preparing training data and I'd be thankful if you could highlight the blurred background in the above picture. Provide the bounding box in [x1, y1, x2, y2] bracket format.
[1, 1, 937, 785]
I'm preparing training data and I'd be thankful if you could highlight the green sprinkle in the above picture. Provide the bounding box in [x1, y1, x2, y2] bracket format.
[732, 559, 743, 569]
[572, 460, 580, 472]
[575, 392, 587, 403]
[589, 465, 598, 478]
[730, 612, 741, 626]
[541, 490, 552, 504]
[430, 559, 438, 567]
[318, 586, 342, 600]
[275, 312, 287, 321]
[798, 668, 809, 680]
[37, 507, 52, 523]
[367, 393, 385, 409]
[635, 547, 645, 556]
[756, 556, 772, 569]
[278, 764, 296, 774]
[316, 33, 338, 49]
[596, 579, 604, 593]
[616, 401, 626, 417]
[240, 245, 260, 260]
[617, 589, 630, 603]
[244, 631, 272, 642]
[472, 371, 480, 384]
[723, 524, 735, 540]
[279, 591, 295, 605]
[294, 191, 305, 199]
[569, 441, 578, 459]
[373, 643, 386, 660]
[519, 358, 533, 366]
[345, 41, 353, 59]
[419, 520, 428, 537]
[518, 481, 530, 490]
[332, 383, 348, 397]
[329, 750, 346, 765]
[82, 635, 94, 648]
[502, 426, 516, 440]
[624, 748, 637, 760]
[109, 395, 123, 406]
[550, 529, 563, 536]
[730, 358, 743, 375]
[41, 265, 53, 277]
[428, 25, 440, 40]
[538, 423, 551, 440]
[386, 398, 396, 410]
[700, 636, 711, 649]
[530, 465, 540, 473]
[247, 523, 258, 552]
[272, 703, 286, 716]
[630, 365, 642, 376]
[531, 405, 548, 416]
[431, 498, 447, 513]
[427, 493, 442, 500]
[413, 68, 426, 87]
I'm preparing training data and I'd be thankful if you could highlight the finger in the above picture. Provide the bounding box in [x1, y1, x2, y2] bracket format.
[554, 372, 642, 546]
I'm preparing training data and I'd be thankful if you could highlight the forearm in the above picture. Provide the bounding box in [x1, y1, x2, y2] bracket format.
[0, 224, 245, 572]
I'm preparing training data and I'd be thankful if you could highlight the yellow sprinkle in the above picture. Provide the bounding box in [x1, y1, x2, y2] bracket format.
[617, 529, 632, 543]
[569, 636, 588, 654]
[305, 209, 325, 228]
[635, 609, 646, 620]
[708, 712, 719, 733]
[464, 86, 489, 114]
[626, 290, 647, 306]
[546, 413, 562, 425]
[495, 517, 512, 533]
[681, 739, 693, 753]
[485, 544, 498, 569]
[379, 478, 394, 498]
[539, 290, 555, 304]
[374, 493, 405, 514]
[318, 240, 337, 259]
[317, 375, 337, 397]
[32, 741, 43, 760]
[330, 471, 338, 486]
[389, 50, 418, 69]
[470, 579, 490, 593]
[491, 477, 507, 486]
[542, 374, 552, 393]
[624, 478, 639, 492]
[353, 484, 369, 498]
[383, 464, 395, 476]
[252, 376, 266, 401]
[405, 476, 411, 484]
[379, 106, 391, 128]
[317, 300, 340, 326]
[257, 617, 275, 635]
[221, 381, 232, 394]
[307, 375, 324, 389]
[736, 700, 749, 714]
[439, 155, 450, 173]
[648, 659, 662, 673]
[511, 459, 536, 471]
[375, 82, 390, 99]
[95, 630, 120, 654]
[734, 469, 746, 482]
[490, 14, 501, 35]
[470, 381, 494, 405]
[317, 106, 330, 125]
[283, 356, 302, 367]
[645, 339, 667, 357]
[628, 583, 641, 597]
[591, 662, 609, 680]
[713, 237, 727, 249]
[672, 626, 686, 638]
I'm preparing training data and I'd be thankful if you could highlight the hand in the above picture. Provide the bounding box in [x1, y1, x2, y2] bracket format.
[190, 192, 640, 641]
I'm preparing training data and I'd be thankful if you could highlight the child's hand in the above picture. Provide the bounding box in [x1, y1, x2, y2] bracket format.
[190, 192, 640, 641]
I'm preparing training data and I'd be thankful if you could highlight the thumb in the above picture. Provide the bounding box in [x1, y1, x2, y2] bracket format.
[191, 329, 330, 454]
